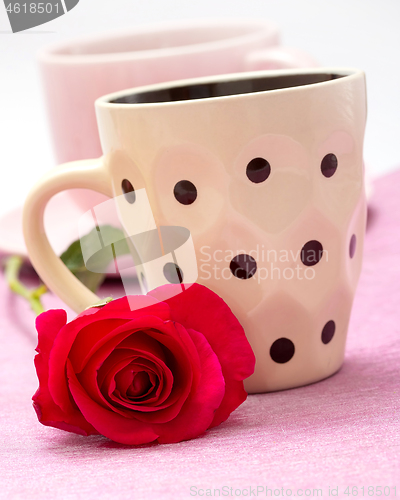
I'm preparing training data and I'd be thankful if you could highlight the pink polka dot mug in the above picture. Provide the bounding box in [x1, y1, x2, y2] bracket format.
[24, 68, 367, 393]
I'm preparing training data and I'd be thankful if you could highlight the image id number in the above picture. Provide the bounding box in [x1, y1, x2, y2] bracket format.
[344, 486, 396, 496]
[5, 3, 60, 14]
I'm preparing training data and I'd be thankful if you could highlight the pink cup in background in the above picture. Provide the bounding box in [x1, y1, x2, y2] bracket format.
[38, 19, 317, 214]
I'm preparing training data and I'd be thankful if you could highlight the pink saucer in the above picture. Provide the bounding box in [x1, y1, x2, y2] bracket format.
[0, 191, 136, 278]
[0, 192, 84, 257]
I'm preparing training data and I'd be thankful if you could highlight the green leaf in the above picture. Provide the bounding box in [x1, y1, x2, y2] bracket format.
[59, 225, 130, 293]
[59, 239, 86, 273]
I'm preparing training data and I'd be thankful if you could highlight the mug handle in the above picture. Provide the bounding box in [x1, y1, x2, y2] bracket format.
[22, 158, 113, 313]
[245, 46, 319, 71]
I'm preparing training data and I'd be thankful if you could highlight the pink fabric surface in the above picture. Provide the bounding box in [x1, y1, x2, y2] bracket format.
[1, 169, 399, 499]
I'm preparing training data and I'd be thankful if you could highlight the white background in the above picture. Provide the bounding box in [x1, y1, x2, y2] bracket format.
[0, 0, 399, 218]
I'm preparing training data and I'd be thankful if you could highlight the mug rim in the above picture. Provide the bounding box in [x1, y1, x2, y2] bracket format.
[95, 67, 365, 110]
[37, 18, 280, 65]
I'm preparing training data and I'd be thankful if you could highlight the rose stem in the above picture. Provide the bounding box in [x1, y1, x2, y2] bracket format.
[4, 256, 46, 315]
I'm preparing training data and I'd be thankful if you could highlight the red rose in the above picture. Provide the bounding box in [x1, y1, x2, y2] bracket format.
[33, 283, 255, 444]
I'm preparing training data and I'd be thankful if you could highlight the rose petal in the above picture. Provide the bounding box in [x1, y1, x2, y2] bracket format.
[69, 295, 172, 368]
[33, 310, 97, 436]
[115, 366, 157, 400]
[153, 325, 225, 443]
[35, 309, 67, 355]
[71, 316, 168, 374]
[49, 314, 165, 414]
[105, 358, 164, 405]
[95, 330, 167, 387]
[149, 283, 255, 426]
[100, 355, 164, 403]
[77, 327, 174, 413]
[68, 319, 128, 371]
[47, 295, 172, 415]
[122, 325, 196, 424]
[67, 361, 159, 445]
[77, 322, 195, 424]
[99, 354, 173, 412]
[79, 352, 140, 419]
[70, 295, 171, 358]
